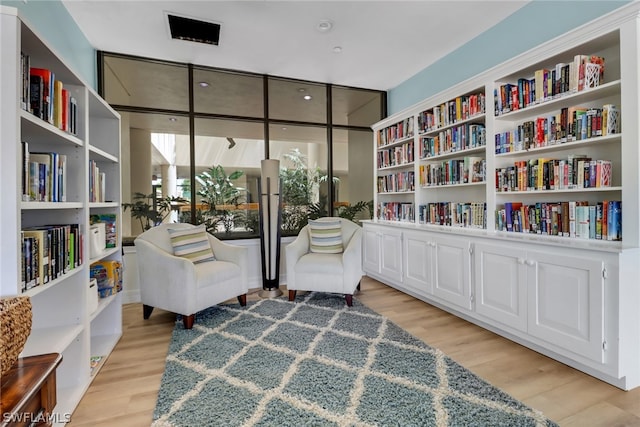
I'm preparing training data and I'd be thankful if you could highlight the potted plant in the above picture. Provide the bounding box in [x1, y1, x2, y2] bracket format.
[123, 192, 187, 232]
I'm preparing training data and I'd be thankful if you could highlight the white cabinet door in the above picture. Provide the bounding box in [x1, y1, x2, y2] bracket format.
[362, 225, 381, 275]
[433, 235, 472, 310]
[527, 251, 605, 363]
[380, 228, 403, 282]
[403, 230, 434, 296]
[474, 242, 527, 332]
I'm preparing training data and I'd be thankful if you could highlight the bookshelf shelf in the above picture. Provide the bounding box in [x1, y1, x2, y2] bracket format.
[495, 133, 621, 157]
[419, 112, 486, 136]
[420, 145, 485, 161]
[421, 181, 486, 189]
[1, 5, 122, 416]
[495, 186, 622, 195]
[495, 80, 621, 121]
[367, 4, 639, 391]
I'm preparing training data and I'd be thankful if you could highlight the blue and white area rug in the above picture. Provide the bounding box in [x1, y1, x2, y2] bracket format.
[152, 292, 558, 427]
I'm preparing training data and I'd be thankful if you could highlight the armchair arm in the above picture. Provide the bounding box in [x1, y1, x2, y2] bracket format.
[342, 227, 363, 288]
[135, 239, 198, 313]
[285, 227, 310, 290]
[208, 236, 249, 292]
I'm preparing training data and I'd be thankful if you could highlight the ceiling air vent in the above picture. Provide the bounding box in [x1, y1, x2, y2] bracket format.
[167, 13, 220, 45]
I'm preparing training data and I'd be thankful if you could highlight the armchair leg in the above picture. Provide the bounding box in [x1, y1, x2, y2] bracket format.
[238, 293, 247, 306]
[345, 294, 353, 307]
[143, 304, 154, 320]
[183, 314, 195, 329]
[288, 290, 297, 301]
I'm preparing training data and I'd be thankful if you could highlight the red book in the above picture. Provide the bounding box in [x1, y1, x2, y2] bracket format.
[29, 67, 53, 123]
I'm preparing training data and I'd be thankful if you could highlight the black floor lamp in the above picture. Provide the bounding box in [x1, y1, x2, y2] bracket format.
[258, 159, 283, 298]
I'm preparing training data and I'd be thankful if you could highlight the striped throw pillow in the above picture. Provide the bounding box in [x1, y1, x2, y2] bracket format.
[167, 224, 216, 264]
[308, 219, 343, 254]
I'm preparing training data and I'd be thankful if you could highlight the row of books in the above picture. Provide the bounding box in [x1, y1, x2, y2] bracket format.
[496, 155, 612, 192]
[21, 224, 82, 292]
[89, 160, 108, 203]
[377, 117, 414, 147]
[21, 53, 78, 134]
[21, 142, 68, 202]
[496, 200, 621, 241]
[377, 141, 414, 169]
[495, 104, 620, 154]
[377, 171, 415, 193]
[420, 123, 486, 158]
[495, 54, 605, 116]
[418, 202, 486, 229]
[419, 157, 486, 187]
[377, 202, 415, 222]
[418, 92, 486, 133]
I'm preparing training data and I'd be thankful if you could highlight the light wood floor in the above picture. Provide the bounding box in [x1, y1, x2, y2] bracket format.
[68, 277, 640, 426]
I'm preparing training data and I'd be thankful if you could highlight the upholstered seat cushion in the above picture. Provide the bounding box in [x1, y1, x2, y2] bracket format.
[295, 252, 343, 274]
[194, 260, 241, 288]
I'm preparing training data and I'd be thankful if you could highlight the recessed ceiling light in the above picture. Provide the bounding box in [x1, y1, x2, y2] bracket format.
[198, 81, 210, 87]
[303, 95, 312, 100]
[282, 127, 287, 131]
[169, 117, 177, 122]
[332, 46, 342, 54]
[316, 20, 333, 32]
[298, 88, 306, 93]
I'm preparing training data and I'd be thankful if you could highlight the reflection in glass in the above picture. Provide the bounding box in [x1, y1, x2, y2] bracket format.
[103, 55, 189, 111]
[332, 129, 374, 221]
[332, 86, 384, 127]
[268, 78, 326, 123]
[193, 68, 263, 117]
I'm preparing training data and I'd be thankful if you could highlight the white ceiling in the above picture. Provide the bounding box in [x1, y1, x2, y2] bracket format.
[62, 0, 529, 91]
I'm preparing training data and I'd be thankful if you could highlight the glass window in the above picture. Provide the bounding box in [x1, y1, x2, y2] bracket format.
[269, 124, 328, 235]
[103, 55, 189, 111]
[189, 118, 264, 238]
[332, 128, 374, 221]
[193, 68, 264, 118]
[268, 78, 326, 123]
[332, 86, 384, 127]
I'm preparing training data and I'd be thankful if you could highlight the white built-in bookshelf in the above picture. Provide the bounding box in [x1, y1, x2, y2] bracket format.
[0, 6, 122, 419]
[366, 4, 640, 391]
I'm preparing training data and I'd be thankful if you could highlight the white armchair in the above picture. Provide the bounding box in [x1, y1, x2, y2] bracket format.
[285, 217, 363, 306]
[134, 223, 249, 329]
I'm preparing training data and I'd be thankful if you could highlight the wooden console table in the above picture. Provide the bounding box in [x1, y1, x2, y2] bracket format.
[1, 353, 62, 427]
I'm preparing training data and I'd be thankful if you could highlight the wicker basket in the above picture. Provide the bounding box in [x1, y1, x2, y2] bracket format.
[0, 296, 32, 376]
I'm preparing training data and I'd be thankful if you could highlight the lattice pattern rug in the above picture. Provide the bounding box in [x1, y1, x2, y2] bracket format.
[152, 292, 558, 427]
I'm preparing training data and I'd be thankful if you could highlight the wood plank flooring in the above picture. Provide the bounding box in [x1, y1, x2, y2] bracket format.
[68, 277, 640, 426]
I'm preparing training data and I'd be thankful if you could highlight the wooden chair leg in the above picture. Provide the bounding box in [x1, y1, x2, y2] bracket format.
[143, 304, 154, 319]
[183, 314, 195, 329]
[238, 293, 247, 306]
[345, 294, 353, 307]
[288, 290, 297, 301]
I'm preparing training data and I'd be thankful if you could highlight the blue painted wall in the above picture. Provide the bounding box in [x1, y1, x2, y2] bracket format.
[388, 0, 630, 115]
[1, 0, 96, 88]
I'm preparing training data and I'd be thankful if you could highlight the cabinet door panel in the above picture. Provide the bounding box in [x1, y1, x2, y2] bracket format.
[475, 243, 527, 331]
[362, 226, 381, 275]
[434, 236, 471, 310]
[528, 252, 604, 363]
[380, 229, 403, 282]
[403, 232, 433, 295]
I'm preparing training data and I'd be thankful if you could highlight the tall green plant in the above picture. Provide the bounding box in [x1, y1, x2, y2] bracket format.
[196, 165, 246, 234]
[123, 192, 187, 231]
[279, 148, 337, 234]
